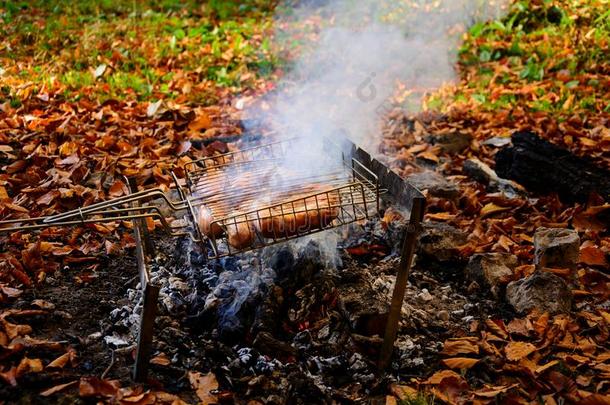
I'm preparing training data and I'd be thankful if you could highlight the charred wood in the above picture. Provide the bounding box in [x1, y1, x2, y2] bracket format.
[495, 132, 610, 202]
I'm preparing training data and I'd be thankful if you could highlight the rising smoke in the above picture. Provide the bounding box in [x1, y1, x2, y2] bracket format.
[249, 0, 508, 153]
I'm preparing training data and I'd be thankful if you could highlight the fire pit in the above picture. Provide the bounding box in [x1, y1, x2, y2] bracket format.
[0, 135, 425, 380]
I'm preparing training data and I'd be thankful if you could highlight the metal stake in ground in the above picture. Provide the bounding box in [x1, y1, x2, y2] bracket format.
[379, 196, 425, 370]
[128, 178, 160, 382]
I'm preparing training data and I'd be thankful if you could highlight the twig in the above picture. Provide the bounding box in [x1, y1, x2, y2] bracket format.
[101, 349, 116, 379]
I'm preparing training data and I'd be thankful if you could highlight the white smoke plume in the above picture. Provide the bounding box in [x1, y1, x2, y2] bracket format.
[249, 0, 509, 153]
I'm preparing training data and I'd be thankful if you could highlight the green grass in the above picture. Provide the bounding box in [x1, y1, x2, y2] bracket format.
[0, 0, 279, 104]
[399, 392, 436, 405]
[444, 0, 609, 116]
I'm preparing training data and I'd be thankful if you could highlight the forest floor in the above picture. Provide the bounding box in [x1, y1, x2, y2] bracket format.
[0, 0, 609, 404]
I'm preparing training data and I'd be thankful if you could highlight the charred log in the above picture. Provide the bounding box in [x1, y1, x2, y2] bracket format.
[495, 132, 610, 203]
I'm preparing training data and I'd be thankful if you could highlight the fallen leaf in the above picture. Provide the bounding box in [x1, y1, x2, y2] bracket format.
[189, 112, 212, 132]
[47, 352, 70, 369]
[150, 353, 171, 366]
[486, 319, 509, 340]
[441, 339, 480, 356]
[424, 369, 463, 385]
[442, 357, 479, 369]
[40, 380, 78, 397]
[188, 371, 218, 405]
[94, 64, 107, 79]
[16, 357, 43, 376]
[389, 384, 418, 401]
[79, 376, 120, 398]
[146, 100, 163, 117]
[480, 202, 511, 218]
[580, 243, 608, 266]
[535, 360, 559, 374]
[473, 384, 517, 397]
[505, 341, 536, 361]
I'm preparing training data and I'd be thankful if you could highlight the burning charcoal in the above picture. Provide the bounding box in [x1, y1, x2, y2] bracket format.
[337, 268, 389, 337]
[267, 247, 295, 280]
[251, 285, 283, 335]
[253, 331, 297, 359]
[293, 330, 313, 351]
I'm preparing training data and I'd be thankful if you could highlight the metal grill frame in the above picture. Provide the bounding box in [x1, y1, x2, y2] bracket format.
[0, 135, 426, 376]
[182, 137, 381, 259]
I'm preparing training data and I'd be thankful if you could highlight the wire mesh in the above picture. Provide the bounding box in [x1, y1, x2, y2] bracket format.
[0, 138, 380, 259]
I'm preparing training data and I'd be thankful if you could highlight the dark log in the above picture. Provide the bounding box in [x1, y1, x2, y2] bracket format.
[495, 132, 610, 203]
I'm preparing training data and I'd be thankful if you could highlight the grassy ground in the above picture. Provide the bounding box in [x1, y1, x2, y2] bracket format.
[0, 0, 609, 403]
[1, 0, 279, 104]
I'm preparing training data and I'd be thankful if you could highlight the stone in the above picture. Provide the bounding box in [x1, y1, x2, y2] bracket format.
[506, 271, 572, 314]
[417, 288, 433, 302]
[466, 253, 517, 298]
[418, 223, 468, 262]
[534, 227, 580, 268]
[425, 132, 472, 154]
[407, 171, 460, 199]
[437, 310, 450, 322]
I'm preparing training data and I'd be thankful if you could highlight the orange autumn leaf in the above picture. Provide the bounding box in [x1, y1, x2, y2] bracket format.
[505, 341, 536, 361]
[424, 369, 463, 385]
[580, 243, 608, 266]
[480, 203, 511, 218]
[442, 357, 480, 369]
[441, 339, 480, 356]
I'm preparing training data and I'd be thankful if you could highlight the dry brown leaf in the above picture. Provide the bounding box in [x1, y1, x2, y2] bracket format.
[505, 341, 536, 361]
[485, 319, 509, 340]
[578, 394, 610, 405]
[473, 384, 517, 397]
[442, 357, 479, 369]
[16, 357, 43, 376]
[79, 376, 120, 398]
[47, 351, 71, 369]
[442, 339, 480, 356]
[150, 353, 171, 366]
[424, 369, 463, 385]
[188, 371, 218, 405]
[189, 112, 212, 132]
[385, 396, 398, 405]
[535, 360, 559, 374]
[579, 243, 608, 266]
[480, 203, 511, 218]
[389, 384, 418, 400]
[40, 380, 78, 397]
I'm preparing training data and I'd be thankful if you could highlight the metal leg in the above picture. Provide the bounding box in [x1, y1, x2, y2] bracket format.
[127, 178, 160, 382]
[133, 280, 159, 381]
[379, 197, 425, 370]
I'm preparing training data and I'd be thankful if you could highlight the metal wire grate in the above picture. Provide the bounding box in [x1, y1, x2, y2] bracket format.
[0, 137, 381, 259]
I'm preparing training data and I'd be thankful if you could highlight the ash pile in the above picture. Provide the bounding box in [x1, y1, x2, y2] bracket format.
[105, 212, 483, 403]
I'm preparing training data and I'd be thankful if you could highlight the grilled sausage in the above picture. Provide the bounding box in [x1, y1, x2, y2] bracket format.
[258, 192, 339, 239]
[226, 218, 255, 250]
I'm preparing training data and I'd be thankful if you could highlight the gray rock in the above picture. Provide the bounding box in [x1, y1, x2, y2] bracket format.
[437, 310, 450, 321]
[418, 223, 468, 262]
[407, 171, 460, 199]
[506, 271, 572, 314]
[466, 253, 517, 298]
[534, 227, 580, 268]
[482, 136, 512, 148]
[425, 132, 472, 153]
